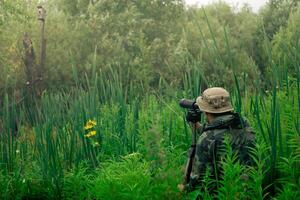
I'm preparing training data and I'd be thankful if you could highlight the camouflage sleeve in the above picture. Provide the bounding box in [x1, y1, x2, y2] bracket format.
[237, 117, 256, 165]
[243, 121, 256, 166]
[187, 131, 211, 191]
[189, 122, 204, 136]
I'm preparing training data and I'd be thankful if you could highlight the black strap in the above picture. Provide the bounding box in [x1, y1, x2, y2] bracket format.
[204, 113, 245, 132]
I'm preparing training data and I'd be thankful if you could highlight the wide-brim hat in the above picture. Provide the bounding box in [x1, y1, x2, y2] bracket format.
[196, 87, 234, 114]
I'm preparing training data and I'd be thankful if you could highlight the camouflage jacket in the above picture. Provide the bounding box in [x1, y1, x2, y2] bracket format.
[187, 113, 255, 191]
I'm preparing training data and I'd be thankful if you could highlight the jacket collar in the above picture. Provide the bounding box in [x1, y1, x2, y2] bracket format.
[204, 113, 243, 131]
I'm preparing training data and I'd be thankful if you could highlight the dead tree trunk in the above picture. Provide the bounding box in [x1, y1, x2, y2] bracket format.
[23, 32, 36, 97]
[37, 6, 46, 96]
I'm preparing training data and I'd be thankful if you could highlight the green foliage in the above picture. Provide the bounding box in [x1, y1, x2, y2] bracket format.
[90, 154, 152, 200]
[63, 166, 92, 200]
[2, 0, 300, 93]
[261, 0, 300, 39]
[217, 137, 247, 200]
[248, 142, 267, 200]
[0, 0, 300, 199]
[1, 83, 299, 199]
[0, 0, 273, 93]
[184, 3, 260, 87]
[273, 3, 300, 77]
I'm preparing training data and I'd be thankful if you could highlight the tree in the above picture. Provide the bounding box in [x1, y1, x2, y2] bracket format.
[183, 3, 260, 87]
[251, 0, 300, 78]
[272, 3, 300, 77]
[261, 0, 300, 39]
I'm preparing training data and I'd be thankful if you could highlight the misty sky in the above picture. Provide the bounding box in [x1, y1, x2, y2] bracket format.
[185, 0, 267, 12]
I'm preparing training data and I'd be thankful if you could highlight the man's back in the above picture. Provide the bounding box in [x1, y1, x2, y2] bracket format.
[189, 113, 255, 190]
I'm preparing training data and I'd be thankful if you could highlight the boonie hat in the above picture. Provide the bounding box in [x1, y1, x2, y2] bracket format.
[196, 87, 234, 114]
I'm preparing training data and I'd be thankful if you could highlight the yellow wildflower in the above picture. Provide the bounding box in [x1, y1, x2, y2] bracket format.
[85, 130, 97, 138]
[84, 120, 97, 130]
[93, 141, 100, 147]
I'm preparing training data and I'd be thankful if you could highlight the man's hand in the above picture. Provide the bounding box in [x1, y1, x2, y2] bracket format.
[189, 121, 201, 130]
[177, 184, 186, 192]
[186, 109, 201, 123]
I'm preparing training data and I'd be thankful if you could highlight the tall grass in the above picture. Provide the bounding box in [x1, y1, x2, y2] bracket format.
[0, 77, 299, 199]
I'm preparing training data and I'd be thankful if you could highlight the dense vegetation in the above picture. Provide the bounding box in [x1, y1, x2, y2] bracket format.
[0, 0, 299, 199]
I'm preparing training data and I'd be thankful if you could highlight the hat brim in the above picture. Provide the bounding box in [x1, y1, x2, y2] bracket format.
[196, 96, 234, 114]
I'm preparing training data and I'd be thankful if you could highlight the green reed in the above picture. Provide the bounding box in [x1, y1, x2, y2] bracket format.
[0, 94, 17, 174]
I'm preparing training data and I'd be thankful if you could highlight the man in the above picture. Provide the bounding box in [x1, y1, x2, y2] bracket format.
[178, 87, 255, 193]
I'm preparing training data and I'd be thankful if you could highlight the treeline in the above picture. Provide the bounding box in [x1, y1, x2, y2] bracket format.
[0, 0, 300, 95]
